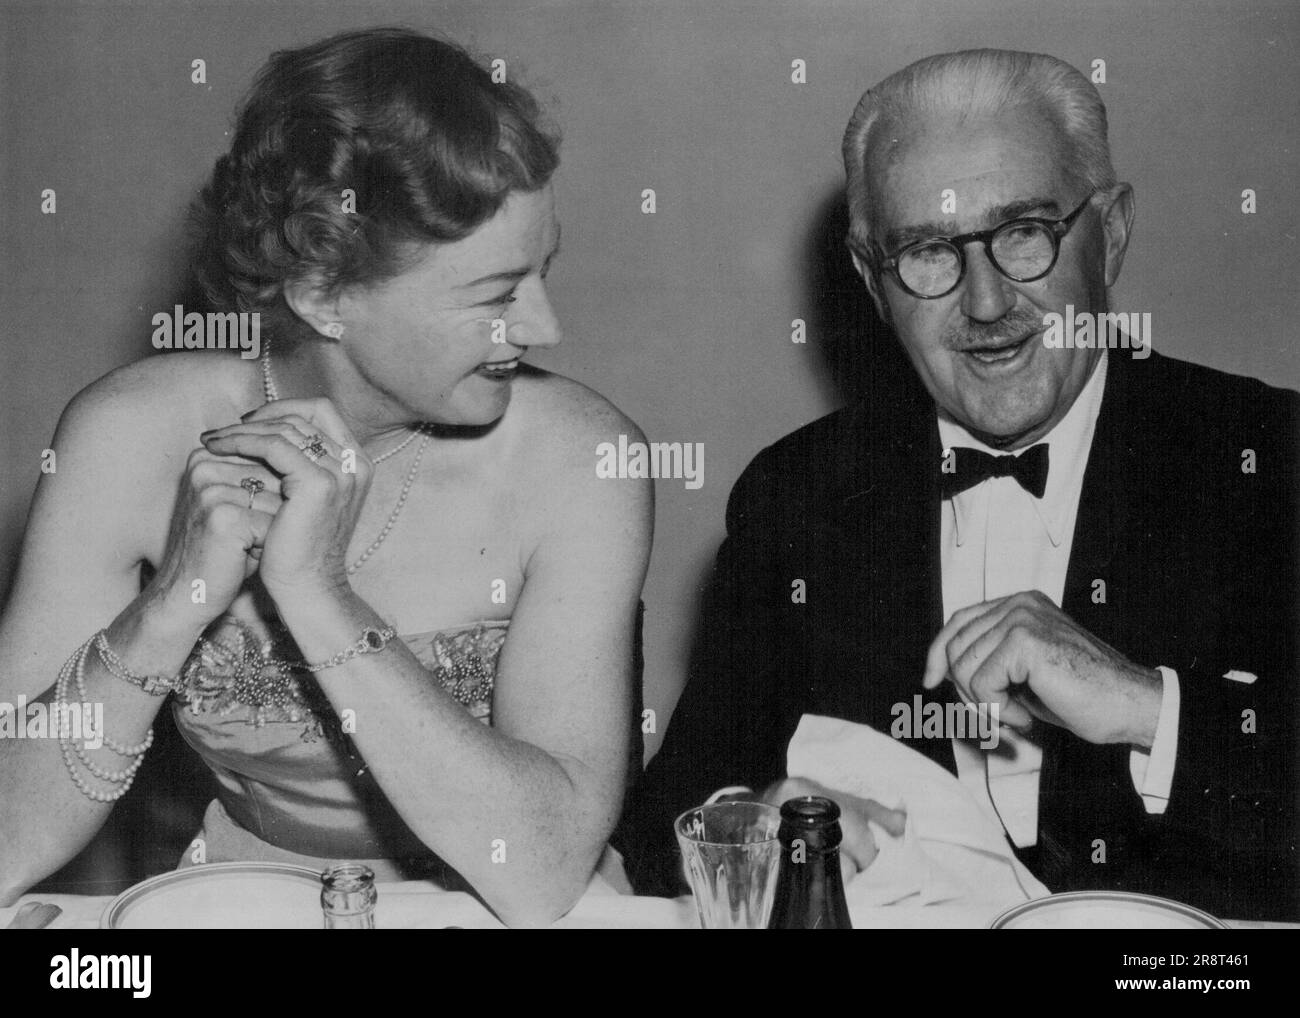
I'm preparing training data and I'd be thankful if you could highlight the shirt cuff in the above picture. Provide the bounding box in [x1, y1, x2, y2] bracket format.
[1128, 665, 1180, 814]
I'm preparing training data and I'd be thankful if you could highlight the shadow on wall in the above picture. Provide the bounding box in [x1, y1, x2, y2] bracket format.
[652, 189, 916, 760]
[803, 188, 915, 409]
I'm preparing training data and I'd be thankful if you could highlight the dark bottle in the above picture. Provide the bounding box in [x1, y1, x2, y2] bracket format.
[767, 796, 853, 929]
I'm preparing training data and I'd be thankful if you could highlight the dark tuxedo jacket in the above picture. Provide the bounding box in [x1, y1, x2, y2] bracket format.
[615, 351, 1299, 920]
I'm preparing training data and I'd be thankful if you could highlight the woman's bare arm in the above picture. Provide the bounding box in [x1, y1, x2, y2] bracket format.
[0, 362, 249, 902]
[225, 391, 654, 927]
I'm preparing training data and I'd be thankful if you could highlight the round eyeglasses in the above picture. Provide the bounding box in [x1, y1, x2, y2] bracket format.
[870, 194, 1096, 299]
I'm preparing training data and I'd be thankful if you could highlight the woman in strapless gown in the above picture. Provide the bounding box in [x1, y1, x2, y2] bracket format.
[0, 28, 652, 927]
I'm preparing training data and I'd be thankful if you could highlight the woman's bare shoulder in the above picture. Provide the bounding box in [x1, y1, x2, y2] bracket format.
[510, 367, 648, 466]
[506, 368, 652, 532]
[58, 352, 254, 450]
[48, 353, 256, 505]
[11, 353, 259, 588]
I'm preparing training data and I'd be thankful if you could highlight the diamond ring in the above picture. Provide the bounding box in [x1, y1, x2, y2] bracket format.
[298, 434, 328, 463]
[240, 476, 265, 509]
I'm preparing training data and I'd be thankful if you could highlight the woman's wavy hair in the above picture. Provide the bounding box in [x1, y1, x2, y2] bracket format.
[190, 27, 560, 340]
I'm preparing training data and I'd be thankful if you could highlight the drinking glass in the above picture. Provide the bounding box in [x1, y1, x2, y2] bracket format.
[674, 801, 782, 929]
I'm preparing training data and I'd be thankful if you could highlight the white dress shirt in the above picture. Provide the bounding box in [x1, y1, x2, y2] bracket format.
[937, 350, 1180, 847]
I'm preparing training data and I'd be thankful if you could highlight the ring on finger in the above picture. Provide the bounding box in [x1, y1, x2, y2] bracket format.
[240, 476, 266, 510]
[297, 433, 329, 463]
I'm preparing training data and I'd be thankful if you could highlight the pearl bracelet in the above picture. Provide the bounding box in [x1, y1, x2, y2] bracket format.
[56, 635, 155, 803]
[297, 625, 397, 673]
[95, 630, 181, 696]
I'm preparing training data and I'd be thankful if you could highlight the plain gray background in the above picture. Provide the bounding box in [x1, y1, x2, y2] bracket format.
[1, 2, 1296, 886]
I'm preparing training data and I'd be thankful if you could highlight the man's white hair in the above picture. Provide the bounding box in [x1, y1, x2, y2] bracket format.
[842, 49, 1117, 255]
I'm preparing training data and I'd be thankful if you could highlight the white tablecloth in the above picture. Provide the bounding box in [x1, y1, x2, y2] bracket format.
[3, 881, 1018, 929]
[5, 880, 1288, 929]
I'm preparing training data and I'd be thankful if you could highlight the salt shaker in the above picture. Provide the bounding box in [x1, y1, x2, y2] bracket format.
[321, 863, 377, 929]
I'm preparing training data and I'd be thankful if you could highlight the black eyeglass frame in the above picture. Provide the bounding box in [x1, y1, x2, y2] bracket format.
[863, 193, 1097, 299]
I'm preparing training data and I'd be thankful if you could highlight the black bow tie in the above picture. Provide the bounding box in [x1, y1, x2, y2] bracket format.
[939, 443, 1050, 500]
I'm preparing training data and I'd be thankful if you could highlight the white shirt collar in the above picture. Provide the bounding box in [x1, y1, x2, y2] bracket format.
[937, 350, 1109, 547]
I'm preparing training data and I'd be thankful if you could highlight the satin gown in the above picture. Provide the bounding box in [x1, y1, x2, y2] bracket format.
[170, 613, 509, 884]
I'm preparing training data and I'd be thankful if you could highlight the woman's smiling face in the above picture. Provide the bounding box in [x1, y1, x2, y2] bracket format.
[335, 186, 562, 427]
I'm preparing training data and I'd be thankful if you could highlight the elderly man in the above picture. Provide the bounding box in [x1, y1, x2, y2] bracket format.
[615, 49, 1298, 920]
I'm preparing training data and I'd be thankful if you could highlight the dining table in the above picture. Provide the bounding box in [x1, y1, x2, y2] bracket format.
[3, 880, 1293, 930]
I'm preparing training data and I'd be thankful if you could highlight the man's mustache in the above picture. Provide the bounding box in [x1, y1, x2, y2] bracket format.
[944, 310, 1045, 350]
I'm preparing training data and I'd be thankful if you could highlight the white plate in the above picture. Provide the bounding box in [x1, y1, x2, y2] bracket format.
[992, 891, 1228, 929]
[101, 862, 325, 929]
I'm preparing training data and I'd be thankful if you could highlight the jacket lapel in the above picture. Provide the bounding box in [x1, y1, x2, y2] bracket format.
[830, 391, 955, 772]
[1045, 352, 1157, 885]
[1063, 353, 1138, 617]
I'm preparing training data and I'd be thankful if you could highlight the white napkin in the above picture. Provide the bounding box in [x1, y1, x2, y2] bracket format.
[786, 714, 1050, 913]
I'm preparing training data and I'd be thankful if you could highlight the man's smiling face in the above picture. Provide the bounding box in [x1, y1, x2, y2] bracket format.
[854, 106, 1124, 449]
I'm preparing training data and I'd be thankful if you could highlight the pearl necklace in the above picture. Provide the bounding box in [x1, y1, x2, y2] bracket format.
[261, 337, 431, 575]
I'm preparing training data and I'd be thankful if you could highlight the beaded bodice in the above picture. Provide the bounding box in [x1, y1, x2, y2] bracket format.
[173, 615, 508, 740]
